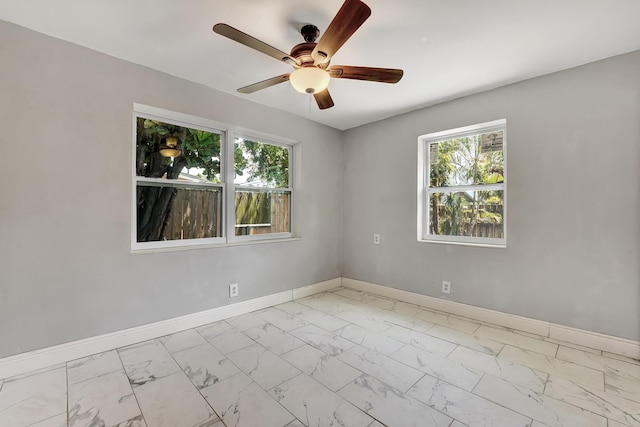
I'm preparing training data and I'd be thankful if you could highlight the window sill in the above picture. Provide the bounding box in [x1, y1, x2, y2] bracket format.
[417, 238, 506, 249]
[132, 236, 302, 254]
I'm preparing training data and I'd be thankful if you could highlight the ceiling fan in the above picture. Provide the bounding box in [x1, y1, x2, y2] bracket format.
[213, 0, 403, 110]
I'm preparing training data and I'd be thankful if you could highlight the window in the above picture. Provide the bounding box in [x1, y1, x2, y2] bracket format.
[418, 119, 506, 247]
[132, 105, 294, 251]
[234, 138, 291, 237]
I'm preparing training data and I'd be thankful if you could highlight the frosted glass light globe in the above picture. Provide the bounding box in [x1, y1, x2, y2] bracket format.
[289, 67, 330, 94]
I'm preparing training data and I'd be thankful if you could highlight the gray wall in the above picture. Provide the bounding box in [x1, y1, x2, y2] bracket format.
[0, 21, 343, 358]
[342, 51, 640, 341]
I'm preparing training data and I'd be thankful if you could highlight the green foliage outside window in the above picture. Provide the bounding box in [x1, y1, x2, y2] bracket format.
[234, 138, 289, 188]
[429, 132, 504, 239]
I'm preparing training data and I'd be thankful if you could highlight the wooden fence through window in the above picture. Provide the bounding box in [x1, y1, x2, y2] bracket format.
[163, 189, 290, 239]
[164, 188, 222, 240]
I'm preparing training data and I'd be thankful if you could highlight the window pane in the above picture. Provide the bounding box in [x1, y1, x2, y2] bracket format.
[428, 190, 504, 239]
[429, 131, 504, 187]
[137, 184, 222, 242]
[234, 138, 289, 188]
[136, 117, 221, 183]
[235, 190, 290, 236]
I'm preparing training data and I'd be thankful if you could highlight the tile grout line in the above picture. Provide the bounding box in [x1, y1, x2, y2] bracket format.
[469, 372, 485, 394]
[484, 367, 615, 425]
[400, 373, 459, 424]
[443, 343, 459, 359]
[412, 371, 536, 425]
[114, 345, 150, 427]
[160, 334, 226, 425]
[467, 375, 554, 425]
[540, 376, 627, 424]
[470, 323, 482, 335]
[403, 372, 427, 394]
[541, 372, 550, 395]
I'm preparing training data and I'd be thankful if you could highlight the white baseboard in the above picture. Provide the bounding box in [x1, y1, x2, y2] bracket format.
[548, 324, 640, 360]
[341, 278, 640, 360]
[4, 276, 636, 380]
[293, 278, 342, 299]
[0, 278, 340, 380]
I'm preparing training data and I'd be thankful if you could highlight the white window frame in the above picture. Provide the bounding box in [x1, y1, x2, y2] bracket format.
[417, 119, 507, 248]
[132, 104, 296, 252]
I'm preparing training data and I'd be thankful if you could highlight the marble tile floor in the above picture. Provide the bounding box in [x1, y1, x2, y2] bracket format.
[1, 287, 639, 427]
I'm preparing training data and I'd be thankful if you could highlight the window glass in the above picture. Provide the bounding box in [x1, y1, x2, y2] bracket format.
[135, 117, 223, 244]
[429, 131, 504, 187]
[233, 137, 291, 237]
[235, 190, 291, 236]
[234, 138, 289, 188]
[137, 183, 222, 242]
[136, 118, 221, 182]
[427, 190, 504, 239]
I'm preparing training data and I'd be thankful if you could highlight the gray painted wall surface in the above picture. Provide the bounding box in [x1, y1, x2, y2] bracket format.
[342, 51, 640, 341]
[0, 21, 343, 358]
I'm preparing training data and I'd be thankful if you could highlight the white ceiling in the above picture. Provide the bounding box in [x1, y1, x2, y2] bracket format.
[2, 1, 639, 130]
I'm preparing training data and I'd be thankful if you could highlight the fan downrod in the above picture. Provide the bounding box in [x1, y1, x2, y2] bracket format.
[300, 24, 320, 42]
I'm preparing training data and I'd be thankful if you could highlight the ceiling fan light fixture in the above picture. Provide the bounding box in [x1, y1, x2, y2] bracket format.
[289, 67, 330, 94]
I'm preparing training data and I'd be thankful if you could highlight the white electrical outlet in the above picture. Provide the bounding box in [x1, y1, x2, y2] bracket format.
[373, 234, 381, 245]
[229, 283, 239, 298]
[442, 281, 451, 294]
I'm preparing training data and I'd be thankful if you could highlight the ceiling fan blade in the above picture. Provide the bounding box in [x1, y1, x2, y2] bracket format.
[312, 0, 371, 65]
[328, 65, 403, 83]
[213, 23, 299, 66]
[237, 74, 290, 94]
[313, 89, 334, 109]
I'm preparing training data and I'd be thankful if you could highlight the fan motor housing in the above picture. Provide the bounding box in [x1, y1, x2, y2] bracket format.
[300, 24, 320, 42]
[290, 42, 317, 67]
